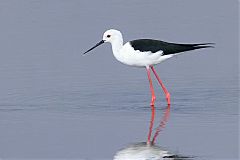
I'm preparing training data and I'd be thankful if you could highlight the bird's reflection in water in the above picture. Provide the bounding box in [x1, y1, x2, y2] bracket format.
[113, 142, 192, 160]
[114, 105, 193, 160]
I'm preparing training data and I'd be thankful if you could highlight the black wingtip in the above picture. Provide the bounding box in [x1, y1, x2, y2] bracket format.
[194, 43, 215, 49]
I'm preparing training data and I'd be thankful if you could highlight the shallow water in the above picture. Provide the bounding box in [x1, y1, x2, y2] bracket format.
[0, 0, 238, 160]
[0, 75, 238, 159]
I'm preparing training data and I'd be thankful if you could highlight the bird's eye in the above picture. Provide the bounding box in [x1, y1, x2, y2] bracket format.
[107, 35, 111, 38]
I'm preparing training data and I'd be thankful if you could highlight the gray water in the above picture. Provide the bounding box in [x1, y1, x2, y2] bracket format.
[0, 0, 238, 159]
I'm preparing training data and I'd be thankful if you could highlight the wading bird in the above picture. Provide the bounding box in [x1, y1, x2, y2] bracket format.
[83, 29, 213, 106]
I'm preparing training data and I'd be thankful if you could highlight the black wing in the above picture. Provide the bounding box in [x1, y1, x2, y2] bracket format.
[130, 39, 214, 55]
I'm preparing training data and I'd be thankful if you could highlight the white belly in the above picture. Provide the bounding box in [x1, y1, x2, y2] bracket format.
[114, 42, 173, 67]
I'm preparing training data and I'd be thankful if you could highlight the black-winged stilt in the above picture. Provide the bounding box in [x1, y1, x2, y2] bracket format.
[83, 29, 213, 106]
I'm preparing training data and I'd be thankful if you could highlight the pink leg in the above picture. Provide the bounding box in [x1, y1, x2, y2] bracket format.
[146, 67, 156, 106]
[150, 66, 171, 105]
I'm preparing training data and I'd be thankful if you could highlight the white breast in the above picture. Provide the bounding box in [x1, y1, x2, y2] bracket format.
[115, 42, 173, 67]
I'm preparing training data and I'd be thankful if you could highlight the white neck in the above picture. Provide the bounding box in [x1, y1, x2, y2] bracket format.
[111, 38, 124, 61]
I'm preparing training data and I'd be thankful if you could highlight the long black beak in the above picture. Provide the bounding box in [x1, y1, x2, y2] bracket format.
[83, 40, 105, 55]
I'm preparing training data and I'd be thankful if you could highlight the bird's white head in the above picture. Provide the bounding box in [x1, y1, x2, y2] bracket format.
[103, 29, 123, 44]
[83, 29, 123, 55]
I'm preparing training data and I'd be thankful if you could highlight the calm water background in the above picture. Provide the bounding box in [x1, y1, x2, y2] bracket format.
[0, 0, 238, 159]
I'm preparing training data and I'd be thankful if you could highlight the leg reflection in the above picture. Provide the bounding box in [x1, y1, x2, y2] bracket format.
[147, 104, 171, 145]
[152, 104, 171, 144]
[147, 104, 155, 145]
